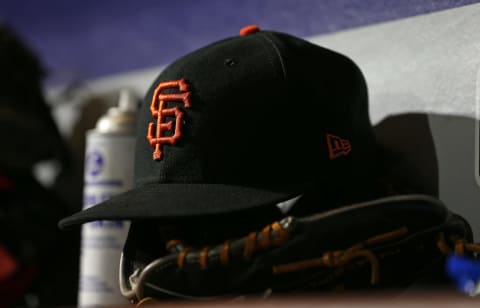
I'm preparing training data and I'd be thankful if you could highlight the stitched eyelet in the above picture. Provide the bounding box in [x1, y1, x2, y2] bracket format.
[224, 58, 237, 67]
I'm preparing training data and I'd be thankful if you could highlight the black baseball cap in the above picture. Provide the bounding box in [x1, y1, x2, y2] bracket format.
[59, 25, 378, 228]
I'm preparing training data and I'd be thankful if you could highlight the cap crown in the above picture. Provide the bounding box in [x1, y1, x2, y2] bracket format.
[136, 30, 375, 191]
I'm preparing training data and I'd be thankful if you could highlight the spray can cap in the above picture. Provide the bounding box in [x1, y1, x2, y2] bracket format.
[95, 89, 138, 134]
[117, 89, 138, 113]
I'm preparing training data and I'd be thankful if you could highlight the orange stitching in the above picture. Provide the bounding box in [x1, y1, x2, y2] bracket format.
[273, 248, 380, 284]
[364, 227, 408, 246]
[272, 227, 408, 285]
[177, 247, 190, 269]
[436, 233, 451, 254]
[165, 240, 182, 251]
[170, 220, 289, 270]
[244, 232, 257, 258]
[321, 251, 342, 267]
[342, 250, 379, 284]
[146, 78, 192, 161]
[199, 247, 210, 269]
[271, 222, 289, 246]
[437, 232, 480, 256]
[326, 133, 351, 160]
[455, 240, 466, 256]
[170, 220, 290, 270]
[465, 242, 480, 252]
[220, 240, 230, 267]
[260, 225, 271, 249]
[273, 258, 324, 273]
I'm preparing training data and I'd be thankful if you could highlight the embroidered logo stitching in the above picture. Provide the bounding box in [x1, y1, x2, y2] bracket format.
[147, 78, 191, 161]
[326, 134, 351, 159]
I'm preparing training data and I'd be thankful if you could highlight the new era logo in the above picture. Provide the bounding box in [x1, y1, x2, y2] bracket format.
[326, 134, 351, 159]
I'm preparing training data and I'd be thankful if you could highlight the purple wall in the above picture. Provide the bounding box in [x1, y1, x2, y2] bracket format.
[1, 0, 478, 85]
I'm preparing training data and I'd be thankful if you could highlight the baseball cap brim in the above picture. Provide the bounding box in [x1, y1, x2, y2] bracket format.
[58, 183, 304, 229]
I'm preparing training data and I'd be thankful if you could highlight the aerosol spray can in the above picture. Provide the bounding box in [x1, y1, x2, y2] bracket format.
[78, 89, 138, 307]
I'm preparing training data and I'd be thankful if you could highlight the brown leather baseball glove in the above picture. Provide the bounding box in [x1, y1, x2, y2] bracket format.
[118, 194, 479, 305]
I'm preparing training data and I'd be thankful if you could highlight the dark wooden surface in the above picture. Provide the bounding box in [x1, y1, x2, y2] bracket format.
[96, 291, 480, 308]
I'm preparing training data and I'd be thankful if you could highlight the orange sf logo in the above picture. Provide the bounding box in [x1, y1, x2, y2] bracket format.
[146, 78, 191, 160]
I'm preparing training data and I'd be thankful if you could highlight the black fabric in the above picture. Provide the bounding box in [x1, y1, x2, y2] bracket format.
[59, 28, 381, 228]
[0, 24, 70, 171]
[0, 171, 80, 307]
[0, 24, 79, 307]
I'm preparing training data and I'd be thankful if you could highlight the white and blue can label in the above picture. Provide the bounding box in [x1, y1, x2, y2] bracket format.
[78, 90, 137, 307]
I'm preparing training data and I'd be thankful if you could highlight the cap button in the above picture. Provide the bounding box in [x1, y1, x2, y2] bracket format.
[240, 25, 260, 36]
